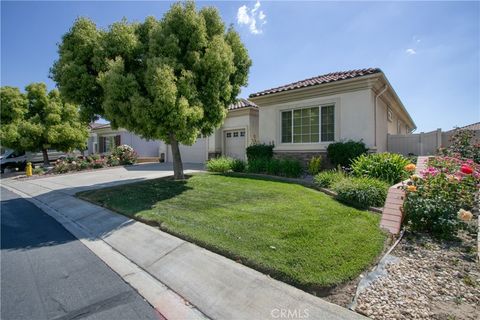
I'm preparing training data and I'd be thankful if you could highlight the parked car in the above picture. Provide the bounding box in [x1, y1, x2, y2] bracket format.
[0, 149, 77, 173]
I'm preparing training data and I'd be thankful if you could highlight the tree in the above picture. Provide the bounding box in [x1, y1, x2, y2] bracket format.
[51, 1, 251, 179]
[0, 83, 89, 165]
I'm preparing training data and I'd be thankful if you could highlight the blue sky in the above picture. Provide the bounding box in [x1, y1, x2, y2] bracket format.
[1, 1, 479, 132]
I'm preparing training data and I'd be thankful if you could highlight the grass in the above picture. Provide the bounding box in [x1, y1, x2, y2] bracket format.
[77, 173, 386, 291]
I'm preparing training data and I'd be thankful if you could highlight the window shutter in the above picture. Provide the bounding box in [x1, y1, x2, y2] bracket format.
[115, 135, 121, 147]
[99, 137, 104, 153]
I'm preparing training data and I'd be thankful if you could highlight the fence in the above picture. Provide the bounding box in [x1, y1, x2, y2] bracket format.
[387, 129, 480, 156]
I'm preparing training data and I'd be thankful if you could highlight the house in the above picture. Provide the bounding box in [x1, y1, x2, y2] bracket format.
[248, 68, 416, 163]
[87, 98, 259, 163]
[88, 68, 415, 164]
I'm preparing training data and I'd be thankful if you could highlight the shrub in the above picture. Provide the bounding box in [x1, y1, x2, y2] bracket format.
[441, 129, 480, 163]
[246, 143, 274, 161]
[111, 144, 138, 165]
[33, 167, 45, 175]
[351, 152, 411, 184]
[327, 140, 368, 167]
[403, 156, 479, 239]
[307, 156, 322, 175]
[231, 159, 246, 173]
[247, 158, 268, 173]
[247, 158, 303, 178]
[332, 177, 389, 209]
[313, 170, 345, 188]
[206, 157, 234, 173]
[266, 159, 282, 176]
[280, 159, 303, 178]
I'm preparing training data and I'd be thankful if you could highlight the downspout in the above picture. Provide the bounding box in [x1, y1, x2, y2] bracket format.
[374, 85, 388, 148]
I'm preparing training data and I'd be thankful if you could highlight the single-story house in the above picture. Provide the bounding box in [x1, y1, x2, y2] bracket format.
[87, 98, 259, 163]
[248, 68, 415, 163]
[88, 68, 415, 164]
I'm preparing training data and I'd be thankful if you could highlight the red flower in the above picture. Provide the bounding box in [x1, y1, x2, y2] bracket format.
[460, 165, 473, 175]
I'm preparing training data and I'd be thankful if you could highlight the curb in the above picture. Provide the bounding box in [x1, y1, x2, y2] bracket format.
[2, 184, 209, 320]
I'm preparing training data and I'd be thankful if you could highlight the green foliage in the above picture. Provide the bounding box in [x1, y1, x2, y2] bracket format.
[247, 158, 303, 178]
[111, 144, 138, 165]
[351, 152, 411, 184]
[313, 170, 345, 188]
[32, 167, 45, 175]
[403, 156, 479, 239]
[327, 140, 368, 167]
[231, 159, 246, 172]
[51, 2, 252, 178]
[332, 177, 389, 209]
[206, 157, 234, 173]
[439, 129, 480, 164]
[0, 83, 89, 164]
[307, 156, 322, 175]
[246, 143, 274, 161]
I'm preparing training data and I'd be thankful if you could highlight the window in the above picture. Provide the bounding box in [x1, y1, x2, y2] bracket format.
[321, 105, 334, 142]
[99, 135, 121, 153]
[233, 132, 239, 137]
[226, 132, 232, 138]
[281, 105, 334, 143]
[240, 131, 245, 137]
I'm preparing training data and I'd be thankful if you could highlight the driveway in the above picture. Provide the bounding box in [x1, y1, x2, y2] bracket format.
[0, 187, 161, 320]
[3, 163, 205, 195]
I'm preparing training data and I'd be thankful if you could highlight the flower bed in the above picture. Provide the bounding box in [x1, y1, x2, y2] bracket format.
[51, 145, 138, 174]
[402, 155, 479, 239]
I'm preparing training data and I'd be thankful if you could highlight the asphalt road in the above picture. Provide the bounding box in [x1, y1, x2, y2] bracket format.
[0, 187, 161, 320]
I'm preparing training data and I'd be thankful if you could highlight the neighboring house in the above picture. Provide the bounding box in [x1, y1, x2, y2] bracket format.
[87, 99, 259, 163]
[248, 68, 416, 163]
[88, 68, 415, 164]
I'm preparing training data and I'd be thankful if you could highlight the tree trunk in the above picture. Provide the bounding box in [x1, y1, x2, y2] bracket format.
[42, 148, 50, 166]
[169, 133, 184, 180]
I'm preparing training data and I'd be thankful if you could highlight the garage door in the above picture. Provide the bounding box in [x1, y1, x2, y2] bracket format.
[224, 129, 246, 160]
[167, 137, 207, 163]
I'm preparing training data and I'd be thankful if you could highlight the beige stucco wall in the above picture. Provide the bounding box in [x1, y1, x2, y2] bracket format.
[258, 89, 376, 152]
[207, 108, 259, 154]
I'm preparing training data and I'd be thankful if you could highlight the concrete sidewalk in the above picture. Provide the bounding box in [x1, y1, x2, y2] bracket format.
[2, 164, 365, 320]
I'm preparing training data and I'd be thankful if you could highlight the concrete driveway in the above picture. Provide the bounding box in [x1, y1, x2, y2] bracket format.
[3, 162, 205, 195]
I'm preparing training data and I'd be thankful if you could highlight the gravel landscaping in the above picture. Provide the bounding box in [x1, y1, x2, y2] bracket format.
[355, 231, 479, 320]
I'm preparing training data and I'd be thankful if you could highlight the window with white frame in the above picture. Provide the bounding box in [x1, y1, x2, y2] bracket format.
[281, 105, 334, 143]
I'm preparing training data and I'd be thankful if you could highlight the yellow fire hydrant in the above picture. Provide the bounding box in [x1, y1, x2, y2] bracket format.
[25, 162, 33, 177]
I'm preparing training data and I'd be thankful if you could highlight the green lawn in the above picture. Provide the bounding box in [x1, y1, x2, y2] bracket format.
[77, 173, 386, 291]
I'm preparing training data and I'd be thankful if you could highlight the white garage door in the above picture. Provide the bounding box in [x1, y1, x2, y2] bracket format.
[167, 137, 207, 163]
[224, 129, 246, 160]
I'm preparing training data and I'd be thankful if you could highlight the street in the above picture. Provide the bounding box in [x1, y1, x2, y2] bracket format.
[0, 187, 161, 320]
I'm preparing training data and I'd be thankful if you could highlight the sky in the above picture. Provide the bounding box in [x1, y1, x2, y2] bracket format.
[1, 1, 479, 132]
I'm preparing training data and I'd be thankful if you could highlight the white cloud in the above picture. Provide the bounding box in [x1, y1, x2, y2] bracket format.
[406, 48, 417, 55]
[236, 1, 267, 35]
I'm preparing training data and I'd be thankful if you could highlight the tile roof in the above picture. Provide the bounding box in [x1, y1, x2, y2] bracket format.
[459, 122, 480, 131]
[89, 123, 111, 130]
[228, 98, 258, 110]
[249, 68, 382, 98]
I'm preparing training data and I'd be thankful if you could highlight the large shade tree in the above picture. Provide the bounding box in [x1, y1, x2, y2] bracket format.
[51, 1, 251, 179]
[0, 83, 89, 165]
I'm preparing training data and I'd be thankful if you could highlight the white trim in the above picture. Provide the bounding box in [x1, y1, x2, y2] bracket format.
[278, 103, 336, 146]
